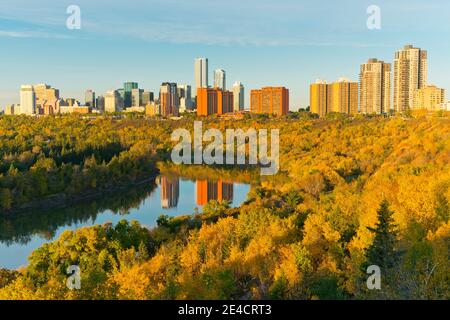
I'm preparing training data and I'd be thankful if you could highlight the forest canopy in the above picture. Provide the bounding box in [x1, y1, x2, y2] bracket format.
[0, 112, 449, 300]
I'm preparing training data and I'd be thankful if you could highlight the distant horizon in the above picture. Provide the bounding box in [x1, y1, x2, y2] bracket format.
[1, 0, 449, 110]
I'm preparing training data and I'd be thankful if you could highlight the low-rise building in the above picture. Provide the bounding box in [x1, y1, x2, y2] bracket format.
[413, 85, 445, 111]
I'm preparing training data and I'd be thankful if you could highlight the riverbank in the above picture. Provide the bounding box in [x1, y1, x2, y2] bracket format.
[0, 173, 159, 217]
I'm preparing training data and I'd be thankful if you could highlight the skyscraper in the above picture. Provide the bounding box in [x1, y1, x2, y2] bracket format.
[96, 96, 105, 112]
[195, 58, 208, 92]
[160, 82, 179, 117]
[233, 81, 245, 111]
[214, 69, 226, 91]
[123, 82, 138, 108]
[131, 88, 144, 107]
[20, 85, 36, 115]
[142, 91, 154, 106]
[394, 45, 428, 113]
[310, 80, 328, 117]
[85, 89, 96, 108]
[105, 90, 124, 113]
[359, 58, 391, 114]
[250, 87, 289, 116]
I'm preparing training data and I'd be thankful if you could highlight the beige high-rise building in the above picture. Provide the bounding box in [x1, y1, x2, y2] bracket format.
[412, 85, 445, 111]
[310, 78, 358, 117]
[4, 105, 16, 115]
[105, 90, 124, 113]
[310, 80, 328, 117]
[359, 58, 391, 114]
[328, 78, 358, 115]
[20, 85, 36, 115]
[394, 45, 428, 113]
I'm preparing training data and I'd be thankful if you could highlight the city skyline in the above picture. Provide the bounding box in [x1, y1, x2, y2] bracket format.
[1, 1, 450, 110]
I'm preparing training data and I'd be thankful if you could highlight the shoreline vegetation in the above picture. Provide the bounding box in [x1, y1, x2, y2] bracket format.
[0, 174, 158, 216]
[0, 112, 449, 300]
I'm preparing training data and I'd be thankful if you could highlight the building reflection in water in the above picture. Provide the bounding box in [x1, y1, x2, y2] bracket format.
[158, 176, 235, 209]
[196, 180, 234, 206]
[160, 176, 180, 209]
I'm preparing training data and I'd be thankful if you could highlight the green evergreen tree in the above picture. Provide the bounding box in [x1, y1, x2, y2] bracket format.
[365, 199, 400, 270]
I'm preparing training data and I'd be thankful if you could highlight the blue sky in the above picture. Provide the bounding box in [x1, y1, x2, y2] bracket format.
[0, 0, 449, 110]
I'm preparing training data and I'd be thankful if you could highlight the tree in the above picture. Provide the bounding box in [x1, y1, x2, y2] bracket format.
[0, 188, 13, 210]
[364, 199, 400, 271]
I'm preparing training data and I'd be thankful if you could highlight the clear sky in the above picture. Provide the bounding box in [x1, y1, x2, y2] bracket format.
[0, 0, 449, 110]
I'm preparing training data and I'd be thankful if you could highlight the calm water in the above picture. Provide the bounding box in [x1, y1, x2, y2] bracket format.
[0, 173, 251, 270]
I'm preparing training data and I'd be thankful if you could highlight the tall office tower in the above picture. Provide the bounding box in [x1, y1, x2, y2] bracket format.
[131, 88, 144, 107]
[394, 45, 428, 113]
[20, 85, 36, 115]
[214, 69, 226, 91]
[160, 176, 180, 209]
[328, 78, 359, 115]
[160, 82, 179, 117]
[105, 90, 124, 113]
[123, 82, 138, 108]
[250, 87, 289, 116]
[178, 84, 193, 112]
[197, 87, 233, 116]
[85, 89, 96, 108]
[359, 58, 391, 114]
[195, 58, 208, 92]
[233, 81, 245, 111]
[412, 85, 445, 111]
[310, 80, 328, 117]
[142, 91, 154, 105]
[96, 96, 105, 112]
[196, 180, 234, 206]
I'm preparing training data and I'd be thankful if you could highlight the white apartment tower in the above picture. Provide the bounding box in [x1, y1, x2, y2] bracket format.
[393, 45, 428, 113]
[105, 90, 124, 113]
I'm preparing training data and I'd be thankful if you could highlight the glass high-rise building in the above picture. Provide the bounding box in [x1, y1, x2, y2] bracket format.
[85, 89, 96, 108]
[142, 91, 154, 105]
[123, 82, 138, 108]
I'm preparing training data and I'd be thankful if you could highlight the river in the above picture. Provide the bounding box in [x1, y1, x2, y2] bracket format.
[0, 168, 252, 270]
